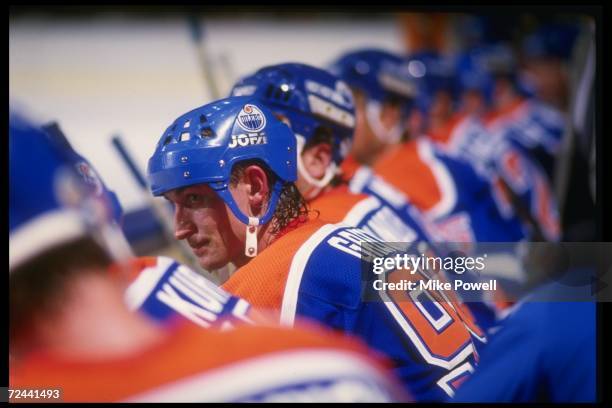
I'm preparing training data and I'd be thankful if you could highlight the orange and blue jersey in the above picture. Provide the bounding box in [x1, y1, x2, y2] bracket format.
[370, 138, 525, 243]
[119, 256, 258, 329]
[428, 112, 560, 241]
[309, 184, 435, 244]
[342, 149, 523, 331]
[10, 321, 406, 402]
[222, 217, 486, 401]
[485, 98, 566, 183]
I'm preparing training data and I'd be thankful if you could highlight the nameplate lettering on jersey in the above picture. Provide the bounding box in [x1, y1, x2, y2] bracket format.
[156, 265, 231, 328]
[326, 227, 396, 260]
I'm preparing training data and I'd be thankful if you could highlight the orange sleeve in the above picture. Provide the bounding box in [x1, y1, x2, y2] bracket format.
[309, 186, 370, 223]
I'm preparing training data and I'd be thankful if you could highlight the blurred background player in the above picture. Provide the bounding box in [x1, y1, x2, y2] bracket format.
[330, 48, 526, 244]
[330, 48, 538, 332]
[230, 62, 439, 247]
[8, 111, 410, 402]
[148, 96, 485, 400]
[516, 22, 580, 181]
[470, 38, 566, 183]
[409, 48, 561, 242]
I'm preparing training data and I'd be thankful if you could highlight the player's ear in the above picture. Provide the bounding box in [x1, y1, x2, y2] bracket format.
[242, 165, 269, 216]
[302, 143, 333, 180]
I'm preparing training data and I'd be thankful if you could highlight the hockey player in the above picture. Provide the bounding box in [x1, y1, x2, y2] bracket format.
[450, 45, 561, 241]
[230, 63, 438, 248]
[39, 122, 262, 329]
[230, 62, 489, 338]
[148, 96, 486, 400]
[9, 113, 408, 402]
[330, 48, 526, 243]
[330, 49, 531, 332]
[480, 41, 566, 185]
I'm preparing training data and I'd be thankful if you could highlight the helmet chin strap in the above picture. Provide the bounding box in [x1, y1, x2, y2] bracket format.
[216, 180, 283, 259]
[244, 216, 260, 258]
[366, 100, 404, 145]
[295, 134, 337, 201]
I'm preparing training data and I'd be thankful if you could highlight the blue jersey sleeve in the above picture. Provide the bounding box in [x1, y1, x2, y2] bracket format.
[125, 257, 254, 329]
[290, 226, 481, 401]
[451, 300, 595, 402]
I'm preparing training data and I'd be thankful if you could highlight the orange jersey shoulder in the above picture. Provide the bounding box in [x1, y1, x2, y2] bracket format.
[309, 185, 370, 223]
[222, 218, 327, 313]
[373, 140, 442, 211]
[339, 153, 361, 182]
[107, 256, 158, 284]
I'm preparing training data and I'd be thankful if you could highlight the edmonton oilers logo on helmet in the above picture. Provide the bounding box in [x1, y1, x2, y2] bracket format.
[237, 104, 266, 132]
[75, 161, 103, 195]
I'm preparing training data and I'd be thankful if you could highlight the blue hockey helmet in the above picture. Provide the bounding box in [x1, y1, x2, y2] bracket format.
[329, 48, 418, 113]
[9, 113, 130, 271]
[42, 122, 124, 226]
[329, 48, 419, 144]
[522, 22, 580, 61]
[147, 96, 297, 257]
[453, 43, 516, 106]
[403, 51, 458, 115]
[231, 63, 355, 167]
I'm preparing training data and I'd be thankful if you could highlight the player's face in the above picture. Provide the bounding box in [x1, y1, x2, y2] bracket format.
[164, 184, 245, 271]
[460, 90, 486, 116]
[352, 91, 390, 165]
[429, 90, 454, 122]
[522, 58, 567, 107]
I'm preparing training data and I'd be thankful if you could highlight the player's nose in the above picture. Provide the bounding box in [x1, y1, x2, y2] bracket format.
[174, 204, 196, 240]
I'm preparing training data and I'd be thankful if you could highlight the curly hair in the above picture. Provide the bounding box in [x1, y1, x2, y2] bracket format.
[229, 160, 311, 235]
